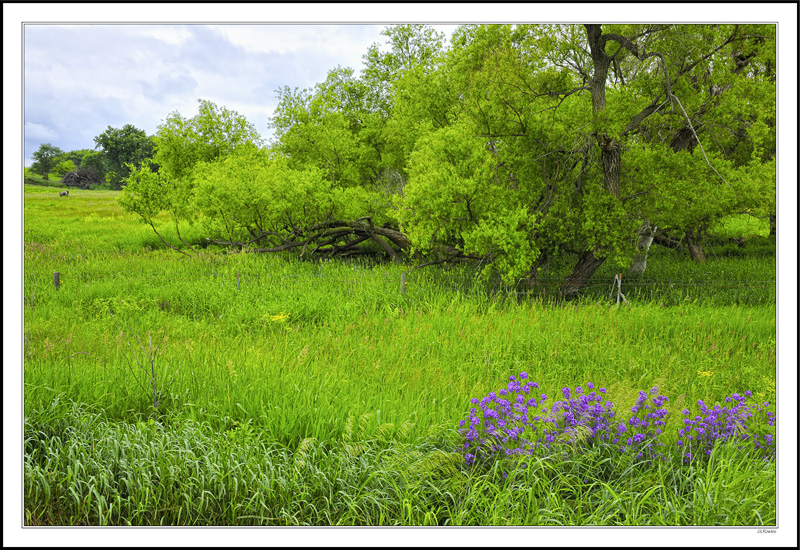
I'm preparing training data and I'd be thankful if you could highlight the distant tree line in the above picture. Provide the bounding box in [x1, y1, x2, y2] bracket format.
[28, 124, 157, 189]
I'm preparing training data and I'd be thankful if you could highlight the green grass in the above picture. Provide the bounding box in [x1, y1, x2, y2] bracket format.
[22, 187, 777, 526]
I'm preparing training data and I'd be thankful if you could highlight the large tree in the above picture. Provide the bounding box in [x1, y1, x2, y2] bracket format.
[395, 24, 775, 291]
[119, 99, 264, 255]
[93, 124, 156, 188]
[29, 143, 64, 180]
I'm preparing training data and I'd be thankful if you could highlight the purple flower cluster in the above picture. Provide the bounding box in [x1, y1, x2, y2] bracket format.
[538, 382, 617, 447]
[613, 387, 670, 460]
[459, 373, 776, 466]
[677, 391, 776, 462]
[459, 372, 546, 465]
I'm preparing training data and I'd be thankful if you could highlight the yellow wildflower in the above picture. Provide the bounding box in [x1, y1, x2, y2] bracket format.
[697, 371, 713, 377]
[263, 312, 289, 322]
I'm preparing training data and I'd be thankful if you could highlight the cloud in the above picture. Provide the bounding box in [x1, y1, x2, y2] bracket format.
[141, 71, 199, 101]
[20, 23, 463, 164]
[23, 122, 57, 141]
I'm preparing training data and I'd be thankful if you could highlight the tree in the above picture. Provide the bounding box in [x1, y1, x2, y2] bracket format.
[361, 24, 447, 117]
[270, 68, 392, 191]
[79, 150, 107, 181]
[269, 26, 450, 218]
[152, 99, 263, 183]
[53, 159, 76, 178]
[93, 124, 156, 188]
[191, 142, 409, 260]
[395, 24, 775, 291]
[59, 149, 95, 170]
[118, 100, 264, 256]
[30, 143, 64, 180]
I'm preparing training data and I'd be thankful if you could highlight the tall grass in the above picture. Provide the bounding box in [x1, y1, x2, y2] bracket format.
[22, 187, 778, 526]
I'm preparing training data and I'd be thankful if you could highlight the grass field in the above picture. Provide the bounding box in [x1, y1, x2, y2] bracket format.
[20, 184, 779, 527]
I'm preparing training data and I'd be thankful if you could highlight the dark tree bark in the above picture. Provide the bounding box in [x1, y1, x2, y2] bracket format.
[559, 25, 623, 296]
[561, 249, 606, 296]
[684, 231, 707, 262]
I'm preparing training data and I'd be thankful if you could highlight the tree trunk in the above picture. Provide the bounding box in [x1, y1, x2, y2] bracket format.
[554, 26, 623, 297]
[560, 249, 606, 296]
[684, 231, 706, 262]
[629, 222, 657, 275]
[598, 133, 622, 197]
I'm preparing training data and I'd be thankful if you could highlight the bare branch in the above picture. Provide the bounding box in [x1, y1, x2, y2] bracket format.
[670, 93, 731, 187]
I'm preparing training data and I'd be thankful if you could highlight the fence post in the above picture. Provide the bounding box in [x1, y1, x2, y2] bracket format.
[616, 273, 629, 307]
[400, 272, 406, 295]
[53, 271, 60, 290]
[237, 270, 241, 291]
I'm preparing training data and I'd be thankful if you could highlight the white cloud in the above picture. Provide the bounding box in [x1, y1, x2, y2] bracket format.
[23, 121, 57, 141]
[138, 25, 194, 46]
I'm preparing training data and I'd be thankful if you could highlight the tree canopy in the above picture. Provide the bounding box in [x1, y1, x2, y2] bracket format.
[118, 24, 777, 294]
[30, 143, 64, 180]
[93, 124, 156, 188]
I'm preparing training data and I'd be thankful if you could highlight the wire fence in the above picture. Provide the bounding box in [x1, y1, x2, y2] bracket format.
[31, 266, 777, 307]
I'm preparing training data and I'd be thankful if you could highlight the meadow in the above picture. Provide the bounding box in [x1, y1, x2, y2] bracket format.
[22, 184, 777, 526]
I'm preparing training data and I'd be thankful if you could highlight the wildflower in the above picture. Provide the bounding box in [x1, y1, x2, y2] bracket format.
[267, 312, 290, 322]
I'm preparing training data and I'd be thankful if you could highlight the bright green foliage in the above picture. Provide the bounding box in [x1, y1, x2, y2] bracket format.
[30, 143, 64, 180]
[53, 159, 75, 178]
[401, 124, 541, 281]
[93, 124, 156, 187]
[59, 149, 94, 170]
[361, 24, 447, 116]
[393, 24, 776, 281]
[79, 150, 107, 180]
[153, 99, 263, 183]
[270, 68, 395, 193]
[113, 24, 776, 288]
[192, 143, 329, 241]
[118, 160, 176, 228]
[118, 100, 264, 250]
[191, 142, 395, 245]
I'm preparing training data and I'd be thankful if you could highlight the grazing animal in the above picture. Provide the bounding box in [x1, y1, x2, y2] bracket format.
[59, 190, 69, 197]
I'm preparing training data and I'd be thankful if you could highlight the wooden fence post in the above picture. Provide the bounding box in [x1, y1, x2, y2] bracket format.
[237, 270, 241, 291]
[400, 272, 406, 295]
[53, 271, 60, 290]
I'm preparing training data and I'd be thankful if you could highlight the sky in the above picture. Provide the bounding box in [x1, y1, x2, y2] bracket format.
[21, 22, 460, 166]
[5, 3, 799, 548]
